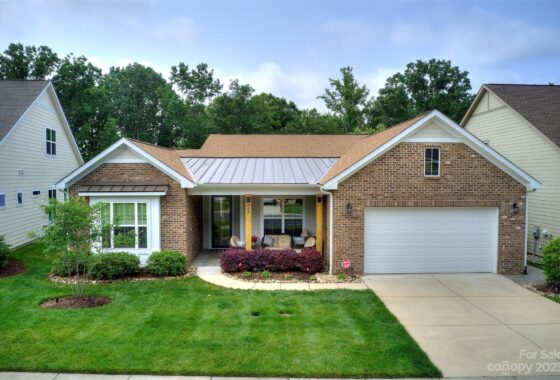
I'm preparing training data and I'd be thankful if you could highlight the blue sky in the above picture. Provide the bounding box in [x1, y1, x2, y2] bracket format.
[1, 0, 559, 109]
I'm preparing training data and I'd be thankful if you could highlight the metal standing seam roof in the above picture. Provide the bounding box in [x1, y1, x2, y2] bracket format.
[77, 183, 169, 193]
[182, 157, 337, 184]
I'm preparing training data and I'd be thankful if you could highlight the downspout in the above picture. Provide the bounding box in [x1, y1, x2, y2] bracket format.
[320, 187, 334, 275]
[523, 189, 533, 275]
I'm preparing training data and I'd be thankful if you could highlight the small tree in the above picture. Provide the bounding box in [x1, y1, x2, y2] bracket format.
[40, 197, 111, 297]
[0, 235, 10, 269]
[542, 238, 560, 289]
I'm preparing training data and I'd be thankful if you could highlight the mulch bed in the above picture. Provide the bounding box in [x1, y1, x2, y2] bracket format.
[229, 270, 314, 282]
[533, 284, 560, 295]
[0, 259, 27, 278]
[40, 295, 111, 309]
[49, 267, 196, 285]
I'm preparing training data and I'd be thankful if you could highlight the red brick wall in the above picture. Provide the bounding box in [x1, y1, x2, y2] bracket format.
[70, 163, 202, 262]
[331, 143, 526, 275]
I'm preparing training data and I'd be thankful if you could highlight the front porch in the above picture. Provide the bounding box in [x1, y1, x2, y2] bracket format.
[199, 194, 326, 253]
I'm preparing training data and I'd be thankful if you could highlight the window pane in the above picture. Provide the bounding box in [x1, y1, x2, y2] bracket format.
[284, 218, 303, 236]
[137, 203, 147, 225]
[52, 130, 56, 142]
[46, 141, 51, 155]
[114, 226, 135, 248]
[0, 194, 5, 208]
[52, 143, 56, 156]
[283, 199, 303, 217]
[263, 198, 282, 217]
[17, 192, 22, 204]
[46, 129, 50, 141]
[263, 218, 282, 235]
[138, 226, 148, 248]
[113, 203, 135, 225]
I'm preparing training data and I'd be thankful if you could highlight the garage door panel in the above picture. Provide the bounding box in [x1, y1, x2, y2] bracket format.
[364, 208, 498, 273]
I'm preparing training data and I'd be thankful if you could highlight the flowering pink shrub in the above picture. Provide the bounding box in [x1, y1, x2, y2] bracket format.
[220, 247, 323, 274]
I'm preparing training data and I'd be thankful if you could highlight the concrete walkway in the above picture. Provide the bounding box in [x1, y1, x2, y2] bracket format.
[2, 374, 555, 380]
[363, 273, 560, 378]
[193, 251, 368, 291]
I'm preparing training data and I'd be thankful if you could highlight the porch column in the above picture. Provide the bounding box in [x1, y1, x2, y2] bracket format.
[244, 194, 252, 250]
[316, 195, 323, 255]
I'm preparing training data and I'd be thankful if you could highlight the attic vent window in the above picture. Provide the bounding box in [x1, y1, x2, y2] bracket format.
[424, 147, 440, 177]
[46, 128, 56, 156]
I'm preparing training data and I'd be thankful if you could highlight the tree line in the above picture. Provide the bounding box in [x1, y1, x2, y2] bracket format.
[0, 43, 474, 160]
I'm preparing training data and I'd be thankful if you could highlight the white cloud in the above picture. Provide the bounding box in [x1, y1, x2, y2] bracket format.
[218, 63, 328, 110]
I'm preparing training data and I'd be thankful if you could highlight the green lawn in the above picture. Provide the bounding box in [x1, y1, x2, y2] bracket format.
[0, 243, 440, 377]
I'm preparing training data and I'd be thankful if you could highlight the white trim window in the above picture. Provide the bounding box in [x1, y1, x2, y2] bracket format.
[16, 191, 23, 207]
[46, 128, 57, 156]
[263, 198, 304, 236]
[32, 189, 41, 198]
[101, 201, 149, 250]
[0, 193, 5, 210]
[48, 189, 57, 221]
[424, 147, 440, 177]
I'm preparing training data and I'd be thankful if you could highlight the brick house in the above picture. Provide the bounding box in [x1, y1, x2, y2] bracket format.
[57, 110, 539, 275]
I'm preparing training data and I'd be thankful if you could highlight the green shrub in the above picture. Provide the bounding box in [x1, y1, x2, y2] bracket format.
[89, 252, 140, 280]
[51, 251, 93, 276]
[147, 251, 187, 277]
[0, 236, 10, 269]
[243, 271, 252, 278]
[543, 238, 560, 287]
[261, 271, 271, 279]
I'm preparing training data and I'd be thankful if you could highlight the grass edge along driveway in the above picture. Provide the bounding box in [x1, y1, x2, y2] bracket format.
[0, 243, 440, 378]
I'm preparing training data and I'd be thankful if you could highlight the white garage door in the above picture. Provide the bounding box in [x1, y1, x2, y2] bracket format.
[364, 208, 498, 274]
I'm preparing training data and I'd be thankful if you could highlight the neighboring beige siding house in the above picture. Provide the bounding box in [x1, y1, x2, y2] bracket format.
[462, 84, 560, 255]
[0, 80, 83, 248]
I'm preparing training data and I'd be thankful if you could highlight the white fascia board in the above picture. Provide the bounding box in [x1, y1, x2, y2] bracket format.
[46, 83, 84, 164]
[323, 110, 540, 190]
[189, 184, 322, 196]
[79, 192, 166, 197]
[460, 85, 486, 126]
[56, 138, 195, 189]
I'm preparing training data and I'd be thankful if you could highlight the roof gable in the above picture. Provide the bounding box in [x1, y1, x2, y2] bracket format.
[322, 110, 540, 190]
[57, 138, 194, 189]
[0, 80, 50, 143]
[463, 84, 560, 148]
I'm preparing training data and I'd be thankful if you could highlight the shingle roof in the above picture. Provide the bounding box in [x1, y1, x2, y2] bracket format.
[127, 139, 194, 181]
[128, 113, 428, 186]
[187, 134, 367, 157]
[0, 80, 50, 142]
[319, 113, 428, 184]
[485, 84, 560, 147]
[183, 157, 336, 184]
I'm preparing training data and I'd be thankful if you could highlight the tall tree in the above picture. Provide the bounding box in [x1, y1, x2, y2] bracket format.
[102, 63, 174, 146]
[170, 62, 223, 148]
[52, 55, 118, 160]
[318, 66, 371, 133]
[207, 80, 255, 134]
[0, 43, 59, 79]
[370, 59, 474, 125]
[249, 93, 299, 133]
[284, 108, 340, 134]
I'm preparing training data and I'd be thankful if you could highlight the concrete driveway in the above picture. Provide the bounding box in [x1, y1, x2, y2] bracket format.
[363, 273, 560, 377]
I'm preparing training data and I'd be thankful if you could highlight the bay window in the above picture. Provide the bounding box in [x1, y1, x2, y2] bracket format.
[101, 201, 148, 249]
[263, 198, 304, 236]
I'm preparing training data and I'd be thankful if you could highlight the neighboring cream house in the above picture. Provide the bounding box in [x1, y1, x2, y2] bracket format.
[462, 84, 560, 255]
[0, 80, 83, 248]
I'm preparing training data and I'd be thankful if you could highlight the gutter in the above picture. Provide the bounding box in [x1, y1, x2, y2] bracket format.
[320, 187, 334, 275]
